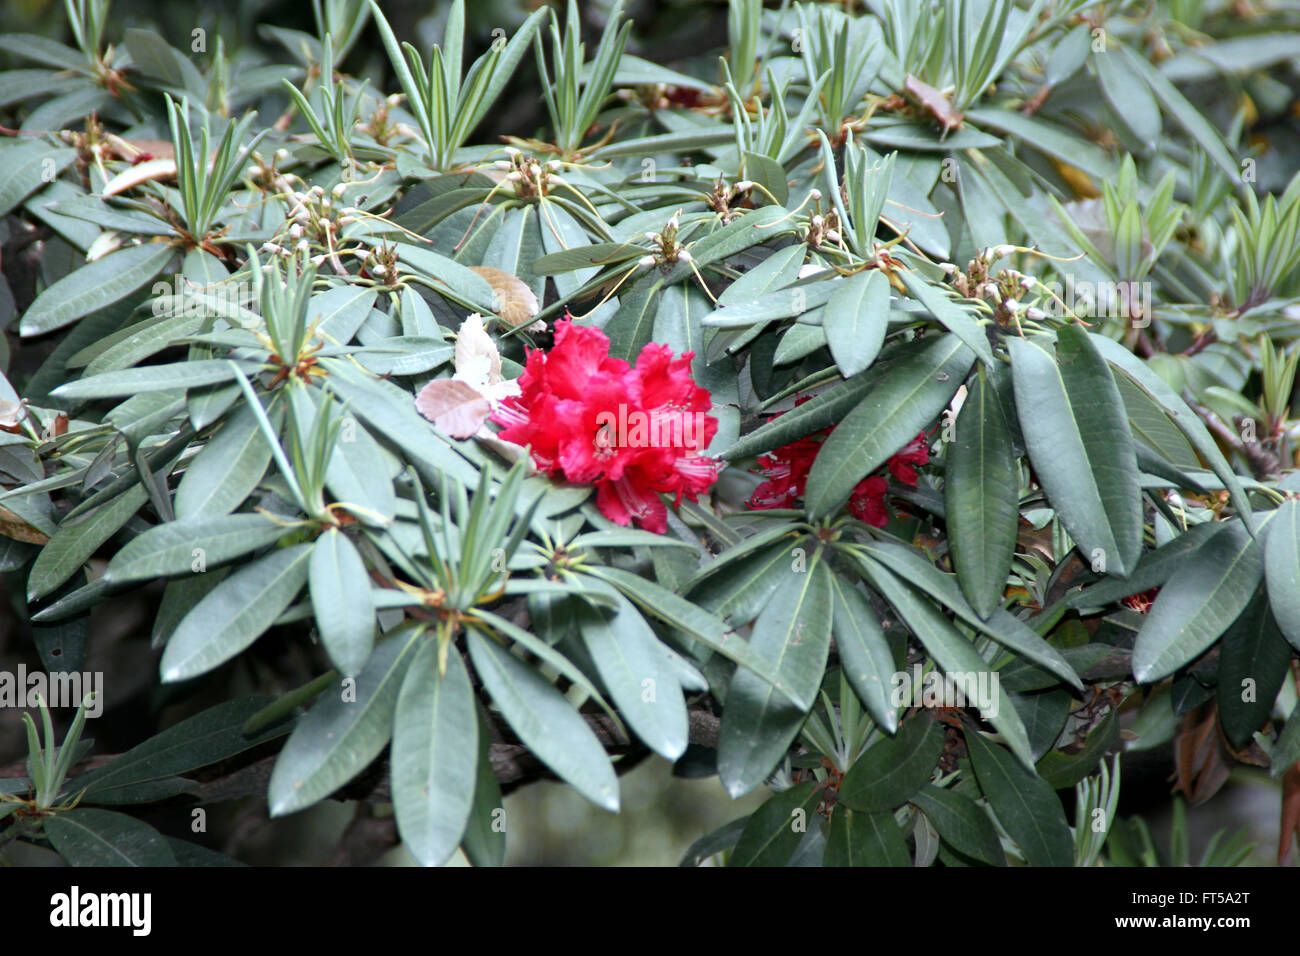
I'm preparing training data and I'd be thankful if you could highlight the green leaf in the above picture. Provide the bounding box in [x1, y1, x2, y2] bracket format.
[1118, 44, 1237, 179]
[460, 707, 507, 866]
[691, 538, 803, 625]
[722, 335, 937, 460]
[1217, 586, 1293, 749]
[52, 358, 255, 400]
[390, 240, 495, 311]
[1133, 519, 1265, 683]
[828, 572, 899, 734]
[1008, 331, 1142, 577]
[28, 484, 148, 601]
[1062, 520, 1221, 610]
[1265, 498, 1300, 652]
[702, 281, 837, 328]
[174, 401, 276, 519]
[805, 333, 971, 518]
[909, 785, 1004, 866]
[467, 629, 619, 811]
[825, 807, 911, 866]
[727, 782, 821, 866]
[900, 271, 995, 369]
[963, 107, 1115, 180]
[321, 357, 479, 485]
[824, 269, 889, 377]
[44, 808, 177, 867]
[1036, 710, 1119, 789]
[0, 33, 86, 71]
[0, 142, 77, 218]
[72, 696, 294, 798]
[714, 630, 811, 799]
[716, 559, 832, 797]
[742, 150, 790, 205]
[21, 243, 175, 337]
[391, 639, 478, 867]
[751, 557, 832, 710]
[309, 528, 376, 677]
[268, 625, 424, 816]
[686, 206, 793, 271]
[854, 554, 1035, 767]
[1093, 50, 1160, 151]
[1089, 335, 1255, 534]
[964, 729, 1073, 866]
[106, 513, 286, 583]
[946, 365, 1018, 618]
[570, 528, 697, 551]
[165, 837, 247, 867]
[679, 817, 747, 867]
[575, 592, 689, 761]
[160, 544, 313, 682]
[123, 27, 198, 88]
[311, 286, 379, 345]
[602, 276, 663, 363]
[325, 416, 398, 524]
[839, 715, 943, 813]
[853, 541, 1081, 689]
[584, 564, 798, 703]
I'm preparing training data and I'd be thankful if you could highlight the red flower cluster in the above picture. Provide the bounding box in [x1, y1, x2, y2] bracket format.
[491, 319, 719, 533]
[748, 398, 930, 526]
[1120, 587, 1160, 614]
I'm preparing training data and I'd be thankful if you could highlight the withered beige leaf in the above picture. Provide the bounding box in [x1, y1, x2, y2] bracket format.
[904, 75, 964, 133]
[102, 157, 179, 198]
[104, 136, 175, 161]
[0, 398, 27, 429]
[469, 265, 540, 329]
[0, 505, 49, 545]
[414, 378, 492, 439]
[454, 312, 502, 389]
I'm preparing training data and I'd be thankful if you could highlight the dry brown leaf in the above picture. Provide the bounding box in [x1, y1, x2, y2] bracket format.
[469, 266, 540, 329]
[414, 379, 492, 438]
[0, 504, 49, 545]
[1279, 762, 1300, 865]
[102, 157, 178, 198]
[1172, 702, 1233, 806]
[904, 75, 964, 133]
[104, 136, 175, 161]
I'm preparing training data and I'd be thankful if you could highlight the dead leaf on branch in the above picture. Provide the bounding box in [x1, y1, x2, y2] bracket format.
[469, 265, 542, 330]
[1170, 700, 1269, 807]
[414, 378, 492, 439]
[101, 157, 178, 198]
[904, 75, 964, 134]
[1280, 762, 1300, 865]
[0, 504, 49, 545]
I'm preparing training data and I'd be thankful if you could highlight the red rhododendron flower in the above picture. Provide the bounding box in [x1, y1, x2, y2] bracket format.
[748, 397, 930, 527]
[491, 319, 718, 533]
[1120, 587, 1160, 614]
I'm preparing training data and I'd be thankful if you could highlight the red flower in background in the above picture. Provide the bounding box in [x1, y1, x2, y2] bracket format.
[491, 319, 718, 533]
[748, 397, 930, 527]
[1120, 587, 1160, 614]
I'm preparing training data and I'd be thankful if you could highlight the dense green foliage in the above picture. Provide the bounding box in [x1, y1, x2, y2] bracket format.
[2, 0, 1300, 867]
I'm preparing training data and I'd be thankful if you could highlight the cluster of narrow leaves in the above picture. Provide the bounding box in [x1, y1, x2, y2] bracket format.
[2, 0, 1300, 867]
